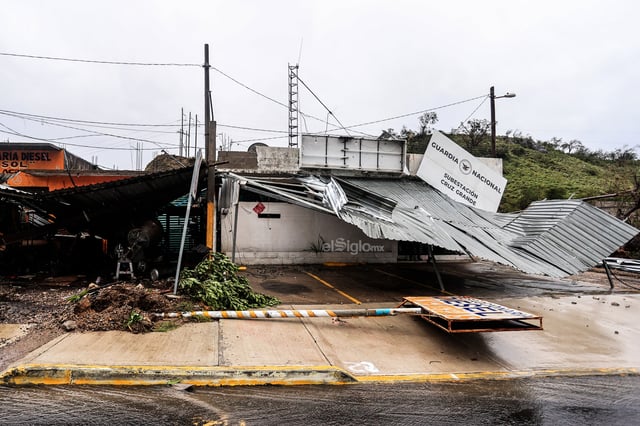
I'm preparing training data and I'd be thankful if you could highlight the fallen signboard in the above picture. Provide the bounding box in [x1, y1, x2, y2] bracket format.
[399, 295, 543, 333]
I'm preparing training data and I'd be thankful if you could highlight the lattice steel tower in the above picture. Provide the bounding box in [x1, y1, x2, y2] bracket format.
[288, 64, 299, 148]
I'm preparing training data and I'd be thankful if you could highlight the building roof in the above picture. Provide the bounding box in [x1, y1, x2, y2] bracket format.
[0, 164, 205, 241]
[227, 173, 639, 277]
[0, 142, 63, 151]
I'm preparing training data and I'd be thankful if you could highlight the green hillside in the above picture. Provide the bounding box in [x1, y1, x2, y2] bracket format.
[402, 129, 639, 216]
[499, 143, 633, 212]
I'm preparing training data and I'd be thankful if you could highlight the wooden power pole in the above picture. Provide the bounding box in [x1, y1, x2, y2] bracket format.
[204, 44, 217, 253]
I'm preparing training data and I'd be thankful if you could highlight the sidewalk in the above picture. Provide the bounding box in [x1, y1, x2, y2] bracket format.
[2, 294, 639, 386]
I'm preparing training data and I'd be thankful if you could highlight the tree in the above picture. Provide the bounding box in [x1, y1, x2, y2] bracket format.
[611, 145, 638, 164]
[558, 139, 583, 154]
[549, 137, 563, 150]
[399, 125, 416, 140]
[418, 112, 438, 135]
[458, 119, 490, 153]
[379, 128, 399, 140]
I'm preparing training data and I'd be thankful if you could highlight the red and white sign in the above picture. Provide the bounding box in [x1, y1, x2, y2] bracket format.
[252, 202, 265, 214]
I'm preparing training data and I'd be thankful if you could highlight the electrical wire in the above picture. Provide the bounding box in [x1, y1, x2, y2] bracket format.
[2, 51, 489, 142]
[0, 112, 179, 148]
[230, 135, 289, 144]
[217, 124, 288, 134]
[0, 108, 179, 127]
[0, 110, 179, 135]
[0, 51, 200, 67]
[296, 75, 351, 136]
[0, 122, 177, 151]
[460, 95, 490, 124]
[1, 108, 290, 136]
[211, 65, 361, 135]
[341, 95, 488, 131]
[609, 267, 640, 291]
[211, 66, 289, 109]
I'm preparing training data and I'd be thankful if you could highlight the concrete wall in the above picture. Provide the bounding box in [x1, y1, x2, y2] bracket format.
[218, 147, 300, 174]
[220, 201, 397, 264]
[255, 147, 299, 173]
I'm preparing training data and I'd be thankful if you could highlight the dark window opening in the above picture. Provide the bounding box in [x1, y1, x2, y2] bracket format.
[258, 213, 281, 219]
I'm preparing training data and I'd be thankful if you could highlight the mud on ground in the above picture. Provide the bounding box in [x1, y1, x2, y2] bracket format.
[2, 264, 640, 372]
[0, 276, 207, 371]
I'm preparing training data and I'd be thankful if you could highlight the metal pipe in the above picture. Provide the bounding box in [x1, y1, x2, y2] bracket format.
[231, 200, 239, 263]
[153, 307, 422, 319]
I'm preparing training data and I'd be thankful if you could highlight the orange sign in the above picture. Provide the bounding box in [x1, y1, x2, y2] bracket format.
[0, 149, 64, 172]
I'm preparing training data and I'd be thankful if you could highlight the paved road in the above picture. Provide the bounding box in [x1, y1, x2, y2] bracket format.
[2, 376, 639, 425]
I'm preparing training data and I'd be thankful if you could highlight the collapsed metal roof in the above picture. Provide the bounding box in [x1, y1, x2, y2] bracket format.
[0, 165, 204, 241]
[228, 173, 639, 277]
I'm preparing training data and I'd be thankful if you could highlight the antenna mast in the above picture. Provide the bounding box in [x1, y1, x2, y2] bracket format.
[288, 64, 299, 148]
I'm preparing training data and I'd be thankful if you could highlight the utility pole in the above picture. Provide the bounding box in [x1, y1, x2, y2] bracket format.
[490, 86, 516, 157]
[490, 86, 496, 157]
[204, 44, 217, 254]
[187, 111, 192, 156]
[180, 107, 184, 157]
[194, 114, 198, 158]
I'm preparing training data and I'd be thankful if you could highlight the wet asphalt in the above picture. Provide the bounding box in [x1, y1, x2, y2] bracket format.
[2, 375, 639, 425]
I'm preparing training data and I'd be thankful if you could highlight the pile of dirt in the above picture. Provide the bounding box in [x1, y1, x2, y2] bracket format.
[64, 282, 208, 333]
[1, 278, 207, 335]
[0, 278, 209, 370]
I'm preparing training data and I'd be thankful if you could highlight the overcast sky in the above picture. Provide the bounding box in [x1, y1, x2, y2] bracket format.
[1, 0, 639, 170]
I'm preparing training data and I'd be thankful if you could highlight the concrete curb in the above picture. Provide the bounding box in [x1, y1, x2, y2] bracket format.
[2, 364, 636, 386]
[0, 364, 358, 386]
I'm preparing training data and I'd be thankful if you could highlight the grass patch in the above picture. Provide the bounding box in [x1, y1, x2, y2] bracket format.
[152, 321, 180, 332]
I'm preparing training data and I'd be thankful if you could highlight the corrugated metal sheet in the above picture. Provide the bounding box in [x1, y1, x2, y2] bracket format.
[232, 173, 639, 277]
[1, 165, 204, 238]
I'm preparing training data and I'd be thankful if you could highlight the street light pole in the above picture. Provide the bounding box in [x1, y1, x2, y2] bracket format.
[489, 86, 516, 157]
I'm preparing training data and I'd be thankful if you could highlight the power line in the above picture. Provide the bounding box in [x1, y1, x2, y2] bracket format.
[1, 107, 290, 137]
[0, 112, 177, 148]
[341, 95, 488, 131]
[211, 66, 289, 109]
[460, 95, 490, 124]
[2, 50, 490, 140]
[0, 110, 179, 135]
[296, 74, 351, 136]
[0, 108, 180, 127]
[0, 51, 200, 67]
[217, 123, 288, 134]
[231, 135, 289, 144]
[210, 66, 366, 135]
[0, 122, 178, 151]
[1, 52, 368, 136]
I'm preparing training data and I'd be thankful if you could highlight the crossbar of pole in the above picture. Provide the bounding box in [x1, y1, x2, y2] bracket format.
[153, 307, 423, 319]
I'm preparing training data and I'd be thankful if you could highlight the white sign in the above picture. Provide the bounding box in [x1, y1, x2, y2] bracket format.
[416, 131, 507, 212]
[300, 135, 405, 173]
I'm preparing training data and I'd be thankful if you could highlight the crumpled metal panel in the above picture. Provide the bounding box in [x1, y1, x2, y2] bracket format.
[230, 174, 639, 277]
[341, 179, 638, 277]
[504, 200, 639, 275]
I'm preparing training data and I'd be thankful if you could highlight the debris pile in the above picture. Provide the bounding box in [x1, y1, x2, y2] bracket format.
[57, 253, 280, 333]
[68, 283, 186, 333]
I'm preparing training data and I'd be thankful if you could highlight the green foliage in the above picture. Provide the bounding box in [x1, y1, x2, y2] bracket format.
[125, 310, 143, 331]
[178, 253, 280, 311]
[388, 115, 640, 213]
[498, 138, 638, 212]
[67, 289, 89, 303]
